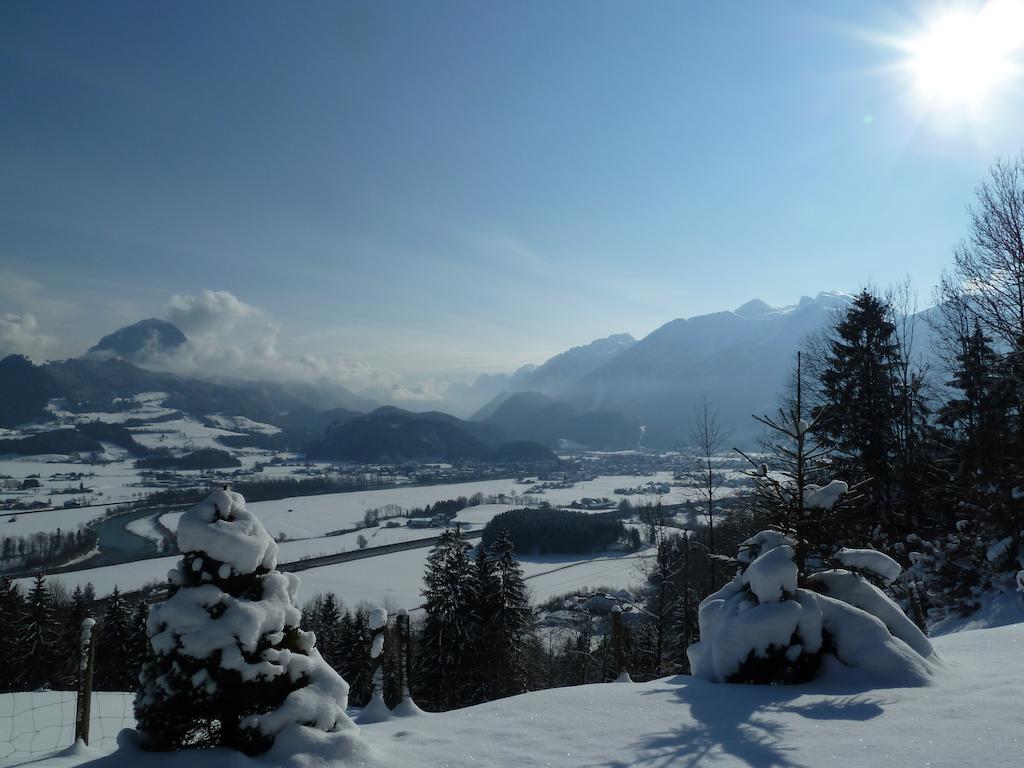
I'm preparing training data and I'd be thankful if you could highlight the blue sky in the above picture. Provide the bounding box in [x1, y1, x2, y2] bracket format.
[2, 1, 1023, 401]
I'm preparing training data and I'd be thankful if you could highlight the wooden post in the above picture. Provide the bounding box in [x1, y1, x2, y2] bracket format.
[399, 609, 412, 699]
[610, 605, 631, 683]
[74, 618, 97, 745]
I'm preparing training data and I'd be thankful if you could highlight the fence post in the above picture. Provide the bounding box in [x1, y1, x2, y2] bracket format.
[74, 617, 97, 745]
[610, 605, 631, 683]
[398, 609, 411, 699]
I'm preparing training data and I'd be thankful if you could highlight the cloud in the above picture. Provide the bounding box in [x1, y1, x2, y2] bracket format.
[146, 289, 465, 409]
[165, 289, 261, 335]
[0, 312, 57, 359]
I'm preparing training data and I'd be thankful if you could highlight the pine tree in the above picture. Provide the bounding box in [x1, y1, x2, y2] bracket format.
[0, 578, 25, 692]
[417, 528, 477, 710]
[938, 323, 1014, 491]
[135, 488, 357, 754]
[15, 574, 58, 690]
[486, 531, 534, 698]
[819, 289, 901, 533]
[340, 609, 374, 706]
[96, 586, 136, 691]
[465, 546, 499, 704]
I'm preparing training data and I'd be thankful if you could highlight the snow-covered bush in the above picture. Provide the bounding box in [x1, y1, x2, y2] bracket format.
[688, 530, 934, 687]
[134, 488, 360, 755]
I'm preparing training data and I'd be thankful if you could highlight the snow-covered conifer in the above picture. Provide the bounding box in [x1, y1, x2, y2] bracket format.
[688, 529, 934, 686]
[134, 488, 359, 755]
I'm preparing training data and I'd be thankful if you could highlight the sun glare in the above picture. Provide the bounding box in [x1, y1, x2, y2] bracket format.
[907, 1, 1024, 107]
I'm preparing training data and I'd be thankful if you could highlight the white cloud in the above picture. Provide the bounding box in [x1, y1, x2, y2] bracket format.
[0, 313, 57, 359]
[165, 289, 261, 335]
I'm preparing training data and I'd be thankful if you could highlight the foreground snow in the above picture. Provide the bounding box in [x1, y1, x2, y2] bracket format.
[5, 620, 1020, 768]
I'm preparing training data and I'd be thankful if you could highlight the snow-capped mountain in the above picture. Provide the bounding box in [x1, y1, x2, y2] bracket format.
[557, 292, 855, 447]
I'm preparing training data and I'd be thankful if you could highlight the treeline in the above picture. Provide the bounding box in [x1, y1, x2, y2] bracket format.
[0, 527, 97, 571]
[362, 494, 486, 527]
[481, 507, 627, 555]
[0, 526, 695, 706]
[0, 576, 147, 693]
[0, 421, 155, 458]
[136, 447, 241, 470]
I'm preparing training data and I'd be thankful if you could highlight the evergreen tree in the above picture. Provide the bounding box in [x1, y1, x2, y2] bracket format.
[819, 289, 901, 533]
[307, 593, 344, 672]
[340, 609, 374, 706]
[937, 323, 1014, 491]
[486, 531, 534, 698]
[15, 574, 58, 690]
[130, 600, 150, 680]
[417, 528, 477, 710]
[0, 578, 25, 692]
[96, 586, 136, 691]
[465, 546, 499, 704]
[135, 489, 356, 754]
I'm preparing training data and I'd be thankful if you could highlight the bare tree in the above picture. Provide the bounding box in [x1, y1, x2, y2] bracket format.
[683, 396, 729, 557]
[938, 154, 1024, 349]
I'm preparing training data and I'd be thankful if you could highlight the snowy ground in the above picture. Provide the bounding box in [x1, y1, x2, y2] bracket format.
[3, 620, 1020, 768]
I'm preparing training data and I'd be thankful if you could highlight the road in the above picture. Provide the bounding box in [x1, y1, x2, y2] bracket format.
[105, 527, 484, 605]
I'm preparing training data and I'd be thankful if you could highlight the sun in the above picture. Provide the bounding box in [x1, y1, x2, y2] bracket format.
[906, 1, 1024, 107]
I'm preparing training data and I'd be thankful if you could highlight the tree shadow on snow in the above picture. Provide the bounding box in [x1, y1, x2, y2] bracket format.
[592, 677, 888, 768]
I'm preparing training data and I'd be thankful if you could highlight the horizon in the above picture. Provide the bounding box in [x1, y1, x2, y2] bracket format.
[3, 1, 1024, 407]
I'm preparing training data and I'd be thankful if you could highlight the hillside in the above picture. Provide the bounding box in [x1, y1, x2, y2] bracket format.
[307, 406, 555, 463]
[12, 621, 1022, 768]
[483, 391, 641, 449]
[472, 333, 635, 420]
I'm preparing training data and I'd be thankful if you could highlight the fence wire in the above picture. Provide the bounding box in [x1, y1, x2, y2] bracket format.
[0, 690, 136, 765]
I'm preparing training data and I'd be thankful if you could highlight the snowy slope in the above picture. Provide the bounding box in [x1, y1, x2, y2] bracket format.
[4, 621, 1020, 768]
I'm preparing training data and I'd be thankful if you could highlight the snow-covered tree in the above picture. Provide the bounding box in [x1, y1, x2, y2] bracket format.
[134, 488, 358, 754]
[688, 529, 934, 686]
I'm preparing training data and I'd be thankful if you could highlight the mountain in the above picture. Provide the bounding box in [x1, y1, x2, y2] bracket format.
[88, 318, 187, 361]
[472, 333, 635, 420]
[483, 391, 642, 450]
[559, 292, 854, 447]
[442, 365, 537, 418]
[0, 354, 60, 427]
[306, 406, 555, 463]
[0, 355, 371, 446]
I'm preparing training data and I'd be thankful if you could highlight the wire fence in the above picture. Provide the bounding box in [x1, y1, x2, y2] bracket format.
[0, 690, 135, 764]
[0, 620, 137, 766]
